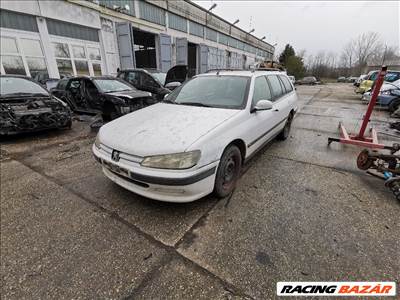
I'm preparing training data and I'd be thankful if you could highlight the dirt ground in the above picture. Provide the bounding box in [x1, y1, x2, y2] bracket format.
[1, 83, 399, 299]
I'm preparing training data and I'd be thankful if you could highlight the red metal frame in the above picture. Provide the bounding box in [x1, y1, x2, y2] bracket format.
[328, 66, 388, 150]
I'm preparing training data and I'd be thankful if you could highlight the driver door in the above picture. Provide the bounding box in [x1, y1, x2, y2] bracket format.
[245, 76, 276, 156]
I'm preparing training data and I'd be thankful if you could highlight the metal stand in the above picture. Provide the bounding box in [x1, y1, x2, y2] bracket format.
[328, 66, 394, 150]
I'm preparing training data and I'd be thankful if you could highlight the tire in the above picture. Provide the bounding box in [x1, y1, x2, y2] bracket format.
[214, 145, 242, 198]
[388, 99, 400, 113]
[277, 113, 293, 140]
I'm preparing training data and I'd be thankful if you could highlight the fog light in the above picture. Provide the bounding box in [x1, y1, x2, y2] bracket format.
[153, 187, 185, 194]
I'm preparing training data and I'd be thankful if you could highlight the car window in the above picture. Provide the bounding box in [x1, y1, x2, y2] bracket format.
[142, 73, 158, 88]
[267, 75, 284, 100]
[126, 72, 140, 86]
[0, 77, 49, 97]
[280, 76, 293, 93]
[56, 79, 69, 90]
[93, 79, 133, 93]
[166, 75, 250, 109]
[369, 72, 378, 81]
[117, 72, 125, 80]
[385, 72, 400, 82]
[69, 79, 81, 89]
[252, 76, 272, 106]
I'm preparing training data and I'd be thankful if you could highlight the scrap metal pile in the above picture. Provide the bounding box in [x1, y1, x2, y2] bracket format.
[357, 146, 400, 201]
[0, 98, 71, 135]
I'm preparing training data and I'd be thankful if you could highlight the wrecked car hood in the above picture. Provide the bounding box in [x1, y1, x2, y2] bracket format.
[99, 103, 239, 156]
[106, 90, 151, 100]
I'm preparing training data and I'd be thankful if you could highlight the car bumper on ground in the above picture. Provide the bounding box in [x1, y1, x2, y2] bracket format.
[92, 145, 218, 202]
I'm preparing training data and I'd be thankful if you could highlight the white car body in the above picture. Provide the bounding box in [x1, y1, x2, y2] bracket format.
[93, 70, 298, 202]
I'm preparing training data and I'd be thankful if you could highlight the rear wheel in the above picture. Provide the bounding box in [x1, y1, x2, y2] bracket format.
[388, 99, 400, 113]
[278, 113, 293, 140]
[214, 145, 242, 198]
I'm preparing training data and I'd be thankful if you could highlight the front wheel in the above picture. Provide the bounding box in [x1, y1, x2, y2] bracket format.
[277, 113, 293, 140]
[214, 145, 242, 198]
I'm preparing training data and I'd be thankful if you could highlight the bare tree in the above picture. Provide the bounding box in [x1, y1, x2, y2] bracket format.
[341, 40, 355, 71]
[353, 32, 383, 68]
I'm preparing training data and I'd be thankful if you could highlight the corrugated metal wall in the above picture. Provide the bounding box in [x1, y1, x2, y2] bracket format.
[189, 21, 203, 37]
[0, 9, 38, 32]
[98, 0, 135, 16]
[168, 13, 187, 32]
[47, 19, 99, 42]
[139, 1, 165, 26]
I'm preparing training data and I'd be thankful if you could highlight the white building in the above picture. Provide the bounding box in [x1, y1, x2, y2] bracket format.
[0, 0, 275, 79]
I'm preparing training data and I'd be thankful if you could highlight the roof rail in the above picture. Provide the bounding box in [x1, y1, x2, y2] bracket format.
[206, 68, 243, 73]
[254, 67, 281, 72]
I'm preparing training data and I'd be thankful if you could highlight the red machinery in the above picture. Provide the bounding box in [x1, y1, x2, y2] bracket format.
[328, 65, 396, 151]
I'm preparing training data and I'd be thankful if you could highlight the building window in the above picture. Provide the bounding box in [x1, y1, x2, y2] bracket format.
[0, 36, 48, 77]
[98, 0, 135, 16]
[139, 1, 166, 26]
[52, 42, 102, 77]
[0, 9, 38, 32]
[219, 33, 229, 45]
[205, 28, 218, 42]
[47, 19, 99, 42]
[168, 13, 187, 32]
[189, 21, 204, 37]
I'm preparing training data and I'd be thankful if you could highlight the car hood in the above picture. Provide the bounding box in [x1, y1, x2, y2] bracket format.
[100, 103, 240, 156]
[106, 89, 151, 100]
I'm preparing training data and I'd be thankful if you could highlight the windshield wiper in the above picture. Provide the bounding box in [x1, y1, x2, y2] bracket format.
[178, 102, 212, 107]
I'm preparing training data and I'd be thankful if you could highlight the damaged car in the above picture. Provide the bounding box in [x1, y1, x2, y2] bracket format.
[51, 76, 154, 120]
[0, 75, 72, 135]
[117, 65, 188, 101]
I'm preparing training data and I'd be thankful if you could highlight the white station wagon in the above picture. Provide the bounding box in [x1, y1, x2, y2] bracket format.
[93, 70, 298, 202]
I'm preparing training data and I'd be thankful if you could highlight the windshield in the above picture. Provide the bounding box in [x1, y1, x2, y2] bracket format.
[151, 72, 167, 85]
[0, 77, 49, 98]
[93, 79, 133, 93]
[385, 72, 400, 83]
[166, 76, 249, 109]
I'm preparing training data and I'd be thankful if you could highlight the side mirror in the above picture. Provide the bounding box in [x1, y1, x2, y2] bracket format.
[165, 81, 181, 90]
[252, 100, 273, 112]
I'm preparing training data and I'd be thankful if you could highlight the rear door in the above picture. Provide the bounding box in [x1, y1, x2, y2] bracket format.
[266, 75, 291, 131]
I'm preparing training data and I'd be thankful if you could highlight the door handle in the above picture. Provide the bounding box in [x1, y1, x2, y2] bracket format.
[273, 109, 279, 112]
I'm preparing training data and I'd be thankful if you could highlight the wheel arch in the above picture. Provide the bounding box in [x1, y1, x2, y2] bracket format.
[225, 139, 246, 164]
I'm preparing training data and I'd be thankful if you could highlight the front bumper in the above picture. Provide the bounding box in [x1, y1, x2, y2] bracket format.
[92, 144, 218, 202]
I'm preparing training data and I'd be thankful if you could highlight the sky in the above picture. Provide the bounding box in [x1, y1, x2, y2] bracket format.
[193, 1, 400, 58]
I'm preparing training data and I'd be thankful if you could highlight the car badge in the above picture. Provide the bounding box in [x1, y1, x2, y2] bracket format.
[111, 150, 120, 162]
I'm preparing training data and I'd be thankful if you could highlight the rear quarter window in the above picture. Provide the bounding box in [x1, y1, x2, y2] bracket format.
[280, 76, 293, 93]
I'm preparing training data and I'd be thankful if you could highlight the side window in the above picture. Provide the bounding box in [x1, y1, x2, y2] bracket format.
[68, 79, 81, 90]
[267, 75, 284, 100]
[252, 76, 272, 106]
[126, 72, 140, 86]
[142, 73, 158, 88]
[280, 76, 293, 93]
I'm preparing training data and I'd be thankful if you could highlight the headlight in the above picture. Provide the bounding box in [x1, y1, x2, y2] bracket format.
[380, 90, 391, 95]
[141, 150, 201, 169]
[94, 134, 101, 149]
